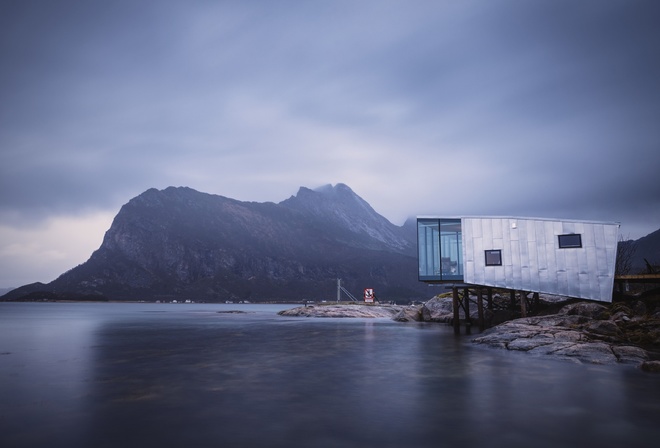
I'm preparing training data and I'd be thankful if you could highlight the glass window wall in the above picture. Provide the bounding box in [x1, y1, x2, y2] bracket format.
[417, 218, 463, 282]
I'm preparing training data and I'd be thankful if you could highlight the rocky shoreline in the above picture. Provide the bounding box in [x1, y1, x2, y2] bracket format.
[279, 295, 660, 371]
[278, 303, 403, 318]
[471, 301, 658, 369]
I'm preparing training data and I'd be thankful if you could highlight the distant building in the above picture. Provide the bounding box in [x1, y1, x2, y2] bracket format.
[417, 216, 619, 302]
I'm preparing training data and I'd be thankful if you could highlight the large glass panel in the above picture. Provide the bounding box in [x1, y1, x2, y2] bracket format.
[417, 219, 440, 281]
[417, 218, 463, 282]
[440, 219, 463, 280]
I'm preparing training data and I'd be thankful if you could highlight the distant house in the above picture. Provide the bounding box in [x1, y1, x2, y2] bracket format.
[417, 216, 619, 303]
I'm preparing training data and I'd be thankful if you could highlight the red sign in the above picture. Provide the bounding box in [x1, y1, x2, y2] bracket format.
[364, 288, 375, 303]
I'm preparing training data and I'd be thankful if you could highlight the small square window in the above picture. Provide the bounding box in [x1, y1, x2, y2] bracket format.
[485, 250, 502, 266]
[558, 234, 582, 249]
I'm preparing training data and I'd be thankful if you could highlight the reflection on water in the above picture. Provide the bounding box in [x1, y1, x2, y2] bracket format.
[1, 302, 659, 448]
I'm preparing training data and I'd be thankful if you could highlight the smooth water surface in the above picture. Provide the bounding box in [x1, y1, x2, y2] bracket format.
[1, 302, 659, 448]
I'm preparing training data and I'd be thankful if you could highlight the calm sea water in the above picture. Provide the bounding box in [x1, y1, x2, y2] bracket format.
[1, 302, 658, 448]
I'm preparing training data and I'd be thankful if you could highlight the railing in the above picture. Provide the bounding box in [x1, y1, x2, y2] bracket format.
[339, 286, 359, 302]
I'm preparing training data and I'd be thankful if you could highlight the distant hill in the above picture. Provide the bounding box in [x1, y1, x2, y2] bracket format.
[2, 184, 428, 303]
[624, 228, 660, 274]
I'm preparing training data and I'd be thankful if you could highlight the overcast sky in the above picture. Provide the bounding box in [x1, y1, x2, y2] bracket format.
[1, 0, 659, 289]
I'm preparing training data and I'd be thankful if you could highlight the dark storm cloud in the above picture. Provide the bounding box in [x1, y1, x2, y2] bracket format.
[1, 0, 659, 236]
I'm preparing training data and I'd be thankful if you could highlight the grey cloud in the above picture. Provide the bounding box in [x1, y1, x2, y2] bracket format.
[1, 0, 659, 240]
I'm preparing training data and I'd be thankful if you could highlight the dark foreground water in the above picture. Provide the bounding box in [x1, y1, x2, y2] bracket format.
[1, 303, 658, 448]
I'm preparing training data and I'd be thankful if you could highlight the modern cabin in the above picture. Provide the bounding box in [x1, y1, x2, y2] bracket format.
[417, 216, 620, 303]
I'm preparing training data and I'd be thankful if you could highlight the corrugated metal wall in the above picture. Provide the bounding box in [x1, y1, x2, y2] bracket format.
[462, 217, 619, 302]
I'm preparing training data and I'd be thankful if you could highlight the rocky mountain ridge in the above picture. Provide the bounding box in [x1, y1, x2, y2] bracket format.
[281, 184, 414, 253]
[2, 184, 426, 302]
[625, 227, 660, 273]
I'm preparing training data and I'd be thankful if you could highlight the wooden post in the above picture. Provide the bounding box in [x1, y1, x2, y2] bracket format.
[463, 287, 471, 326]
[487, 287, 493, 311]
[509, 289, 516, 310]
[477, 288, 485, 331]
[462, 288, 471, 334]
[452, 287, 460, 334]
[520, 290, 527, 317]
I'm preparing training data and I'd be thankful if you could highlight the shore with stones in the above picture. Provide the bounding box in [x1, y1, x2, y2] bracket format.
[278, 303, 404, 318]
[279, 294, 660, 371]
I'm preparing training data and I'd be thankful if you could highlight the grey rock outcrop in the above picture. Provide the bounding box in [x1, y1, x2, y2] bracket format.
[472, 317, 648, 364]
[472, 299, 659, 366]
[278, 304, 402, 318]
[392, 305, 430, 322]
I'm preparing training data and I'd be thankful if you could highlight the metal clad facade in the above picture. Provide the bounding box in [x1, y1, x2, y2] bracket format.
[462, 217, 619, 302]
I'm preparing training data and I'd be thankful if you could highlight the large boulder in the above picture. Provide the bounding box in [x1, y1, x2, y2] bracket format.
[423, 295, 487, 323]
[422, 296, 454, 322]
[558, 302, 609, 319]
[640, 360, 660, 372]
[393, 306, 424, 322]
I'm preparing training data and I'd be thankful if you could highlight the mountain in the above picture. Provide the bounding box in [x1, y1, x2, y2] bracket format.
[625, 228, 660, 274]
[2, 184, 428, 302]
